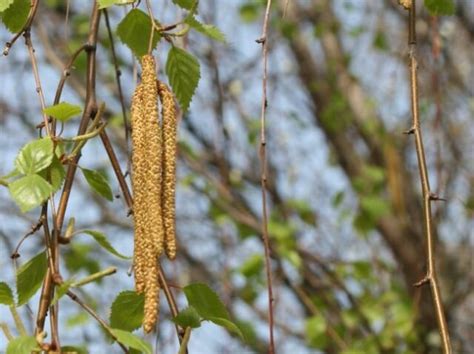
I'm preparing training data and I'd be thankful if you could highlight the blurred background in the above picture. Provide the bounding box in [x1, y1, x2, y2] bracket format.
[0, 0, 473, 353]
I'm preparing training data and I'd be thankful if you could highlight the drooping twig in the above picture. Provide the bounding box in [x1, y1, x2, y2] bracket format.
[404, 2, 452, 353]
[103, 9, 130, 155]
[256, 1, 275, 353]
[23, 29, 51, 136]
[66, 290, 129, 353]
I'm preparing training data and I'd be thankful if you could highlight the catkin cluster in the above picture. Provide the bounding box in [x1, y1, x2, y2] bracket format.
[130, 54, 178, 333]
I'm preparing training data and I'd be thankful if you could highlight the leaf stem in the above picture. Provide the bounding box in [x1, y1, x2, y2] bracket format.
[10, 305, 27, 336]
[71, 267, 117, 288]
[178, 327, 191, 354]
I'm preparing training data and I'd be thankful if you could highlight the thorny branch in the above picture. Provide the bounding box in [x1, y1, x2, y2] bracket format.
[405, 2, 452, 353]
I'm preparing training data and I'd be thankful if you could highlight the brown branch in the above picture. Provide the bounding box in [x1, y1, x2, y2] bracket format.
[257, 1, 275, 353]
[35, 1, 101, 342]
[406, 2, 452, 353]
[55, 3, 101, 232]
[23, 29, 51, 136]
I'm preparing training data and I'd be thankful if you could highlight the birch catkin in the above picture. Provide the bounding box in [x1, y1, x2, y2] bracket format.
[158, 82, 178, 260]
[130, 54, 179, 332]
[130, 84, 147, 294]
[142, 55, 165, 257]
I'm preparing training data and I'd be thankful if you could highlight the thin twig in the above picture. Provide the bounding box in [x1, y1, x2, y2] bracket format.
[103, 9, 130, 157]
[66, 290, 129, 353]
[2, 0, 39, 55]
[257, 1, 275, 353]
[24, 29, 51, 136]
[405, 2, 452, 353]
[177, 327, 191, 354]
[158, 263, 186, 347]
[11, 216, 44, 259]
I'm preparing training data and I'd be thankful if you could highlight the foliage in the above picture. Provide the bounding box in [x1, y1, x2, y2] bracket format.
[0, 0, 471, 353]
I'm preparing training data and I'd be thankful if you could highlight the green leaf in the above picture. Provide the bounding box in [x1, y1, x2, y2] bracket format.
[239, 254, 263, 278]
[172, 0, 196, 10]
[6, 336, 38, 354]
[165, 46, 200, 112]
[0, 0, 14, 12]
[184, 283, 230, 320]
[424, 0, 455, 15]
[239, 3, 260, 23]
[15, 137, 54, 175]
[43, 102, 82, 122]
[185, 16, 226, 42]
[0, 282, 14, 305]
[52, 278, 75, 305]
[81, 168, 113, 201]
[110, 329, 152, 354]
[98, 0, 119, 8]
[16, 251, 47, 306]
[234, 320, 257, 345]
[1, 0, 29, 33]
[360, 195, 390, 220]
[172, 306, 201, 328]
[60, 346, 89, 354]
[208, 317, 244, 339]
[373, 30, 388, 51]
[110, 291, 144, 332]
[38, 156, 66, 193]
[79, 230, 130, 259]
[305, 316, 327, 348]
[116, 9, 161, 57]
[9, 175, 53, 212]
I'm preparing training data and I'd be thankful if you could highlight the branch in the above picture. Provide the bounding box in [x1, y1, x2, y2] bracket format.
[257, 2, 276, 352]
[66, 290, 129, 353]
[405, 2, 452, 353]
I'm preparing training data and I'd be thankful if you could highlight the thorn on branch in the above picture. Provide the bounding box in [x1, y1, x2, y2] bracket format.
[414, 275, 431, 287]
[256, 37, 266, 44]
[403, 127, 415, 134]
[429, 192, 446, 202]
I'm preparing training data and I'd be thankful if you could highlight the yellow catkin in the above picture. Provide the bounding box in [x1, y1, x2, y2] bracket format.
[141, 54, 165, 257]
[158, 81, 178, 260]
[398, 0, 411, 9]
[130, 84, 147, 294]
[142, 239, 159, 333]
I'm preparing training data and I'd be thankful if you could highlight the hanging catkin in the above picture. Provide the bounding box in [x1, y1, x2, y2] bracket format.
[130, 84, 147, 294]
[130, 54, 179, 333]
[142, 55, 165, 257]
[158, 81, 178, 260]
